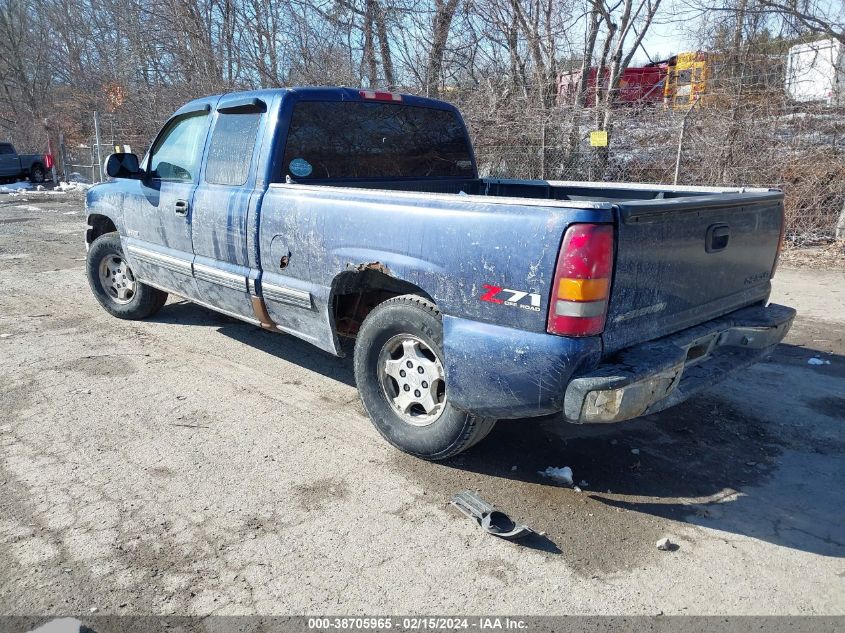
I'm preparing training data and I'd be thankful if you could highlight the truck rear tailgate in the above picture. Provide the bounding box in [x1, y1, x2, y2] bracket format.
[603, 190, 783, 354]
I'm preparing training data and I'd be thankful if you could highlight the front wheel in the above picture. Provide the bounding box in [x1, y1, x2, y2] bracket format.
[86, 232, 168, 320]
[353, 294, 496, 460]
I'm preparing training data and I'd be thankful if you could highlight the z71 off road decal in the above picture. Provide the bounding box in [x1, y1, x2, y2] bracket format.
[479, 284, 542, 312]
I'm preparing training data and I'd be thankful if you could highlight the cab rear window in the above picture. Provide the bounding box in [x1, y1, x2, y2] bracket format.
[281, 101, 474, 180]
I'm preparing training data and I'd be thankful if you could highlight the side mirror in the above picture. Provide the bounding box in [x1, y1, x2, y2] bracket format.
[105, 153, 142, 179]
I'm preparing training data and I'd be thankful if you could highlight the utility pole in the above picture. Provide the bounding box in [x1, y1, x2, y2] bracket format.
[93, 112, 104, 183]
[673, 99, 699, 185]
[59, 133, 70, 183]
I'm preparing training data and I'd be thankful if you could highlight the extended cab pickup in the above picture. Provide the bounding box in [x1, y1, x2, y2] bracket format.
[84, 87, 795, 459]
[0, 142, 48, 183]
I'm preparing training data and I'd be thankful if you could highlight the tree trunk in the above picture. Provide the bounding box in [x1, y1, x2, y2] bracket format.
[363, 0, 378, 88]
[372, 0, 395, 90]
[425, 0, 460, 97]
[566, 5, 601, 172]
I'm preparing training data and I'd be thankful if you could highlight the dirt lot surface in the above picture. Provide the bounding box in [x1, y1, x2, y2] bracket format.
[1, 191, 844, 616]
[780, 242, 845, 271]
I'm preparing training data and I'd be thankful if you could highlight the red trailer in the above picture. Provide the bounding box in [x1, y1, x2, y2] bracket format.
[557, 64, 666, 106]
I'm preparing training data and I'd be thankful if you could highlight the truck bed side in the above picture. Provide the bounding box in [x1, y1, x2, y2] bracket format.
[257, 183, 612, 336]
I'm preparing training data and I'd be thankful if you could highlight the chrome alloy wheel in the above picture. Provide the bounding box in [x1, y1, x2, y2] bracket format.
[377, 334, 447, 426]
[98, 254, 136, 304]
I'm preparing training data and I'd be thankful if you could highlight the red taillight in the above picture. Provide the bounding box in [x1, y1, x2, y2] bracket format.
[359, 90, 402, 102]
[547, 224, 614, 337]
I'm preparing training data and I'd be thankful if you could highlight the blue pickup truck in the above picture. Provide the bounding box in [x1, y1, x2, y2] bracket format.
[0, 142, 48, 183]
[84, 87, 795, 459]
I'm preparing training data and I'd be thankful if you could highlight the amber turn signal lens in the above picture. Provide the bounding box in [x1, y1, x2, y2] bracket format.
[557, 277, 610, 302]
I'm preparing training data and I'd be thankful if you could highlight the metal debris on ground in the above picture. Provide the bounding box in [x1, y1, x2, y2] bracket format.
[537, 466, 573, 485]
[451, 491, 534, 541]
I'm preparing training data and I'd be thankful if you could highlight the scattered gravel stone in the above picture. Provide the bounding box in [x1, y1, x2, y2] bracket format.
[656, 537, 676, 551]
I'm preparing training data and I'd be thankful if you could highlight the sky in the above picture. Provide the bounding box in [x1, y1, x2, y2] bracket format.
[637, 17, 697, 62]
[631, 0, 843, 64]
[634, 0, 703, 64]
[562, 0, 705, 67]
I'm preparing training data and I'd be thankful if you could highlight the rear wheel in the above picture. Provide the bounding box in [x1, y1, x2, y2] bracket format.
[354, 294, 496, 460]
[86, 232, 168, 320]
[29, 164, 45, 183]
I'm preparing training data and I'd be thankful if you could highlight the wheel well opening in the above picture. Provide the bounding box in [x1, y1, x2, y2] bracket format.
[331, 268, 433, 338]
[87, 215, 117, 245]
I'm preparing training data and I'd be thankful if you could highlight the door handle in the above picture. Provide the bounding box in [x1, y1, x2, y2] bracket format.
[174, 199, 189, 216]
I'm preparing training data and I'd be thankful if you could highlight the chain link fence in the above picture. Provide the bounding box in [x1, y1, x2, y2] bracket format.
[464, 96, 845, 245]
[61, 135, 148, 185]
[59, 97, 845, 244]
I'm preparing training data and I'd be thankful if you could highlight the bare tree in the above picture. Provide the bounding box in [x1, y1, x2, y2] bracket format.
[424, 0, 462, 96]
[754, 0, 844, 44]
[589, 0, 663, 174]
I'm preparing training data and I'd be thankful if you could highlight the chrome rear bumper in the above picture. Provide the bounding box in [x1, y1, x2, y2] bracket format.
[563, 303, 796, 423]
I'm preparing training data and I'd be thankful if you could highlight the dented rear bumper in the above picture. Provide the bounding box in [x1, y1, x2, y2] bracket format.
[563, 303, 795, 423]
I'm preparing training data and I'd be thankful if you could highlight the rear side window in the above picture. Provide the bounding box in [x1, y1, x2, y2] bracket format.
[0, 143, 13, 154]
[205, 112, 263, 186]
[281, 101, 474, 180]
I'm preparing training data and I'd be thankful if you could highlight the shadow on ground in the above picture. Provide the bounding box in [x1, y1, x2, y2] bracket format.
[150, 301, 845, 567]
[152, 300, 356, 387]
[430, 342, 845, 565]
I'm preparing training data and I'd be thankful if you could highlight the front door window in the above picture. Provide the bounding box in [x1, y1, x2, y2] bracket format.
[148, 113, 208, 182]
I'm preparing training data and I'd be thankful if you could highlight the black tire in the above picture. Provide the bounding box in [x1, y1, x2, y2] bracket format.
[86, 232, 168, 320]
[353, 294, 496, 460]
[29, 164, 45, 183]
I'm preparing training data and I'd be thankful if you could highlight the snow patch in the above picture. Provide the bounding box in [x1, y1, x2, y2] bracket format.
[53, 181, 92, 193]
[0, 181, 33, 193]
[807, 357, 831, 365]
[68, 172, 92, 184]
[537, 466, 573, 485]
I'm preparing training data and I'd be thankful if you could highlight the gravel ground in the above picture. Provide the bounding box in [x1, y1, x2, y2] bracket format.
[1, 192, 844, 617]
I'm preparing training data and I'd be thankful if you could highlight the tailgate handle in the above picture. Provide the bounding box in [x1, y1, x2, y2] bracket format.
[706, 223, 730, 253]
